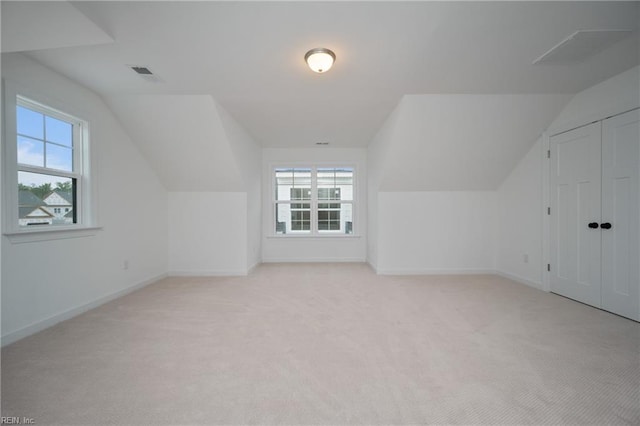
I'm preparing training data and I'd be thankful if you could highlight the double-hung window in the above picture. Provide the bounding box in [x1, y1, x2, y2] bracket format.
[4, 94, 91, 234]
[274, 167, 354, 235]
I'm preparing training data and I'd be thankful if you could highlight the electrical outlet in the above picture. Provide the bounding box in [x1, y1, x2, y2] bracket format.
[123, 260, 129, 270]
[523, 254, 529, 264]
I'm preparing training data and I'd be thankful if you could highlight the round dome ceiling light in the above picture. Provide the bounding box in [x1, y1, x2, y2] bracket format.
[304, 48, 336, 73]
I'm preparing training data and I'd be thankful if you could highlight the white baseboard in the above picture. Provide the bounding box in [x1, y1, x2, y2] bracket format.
[262, 257, 366, 263]
[1, 272, 167, 347]
[375, 267, 496, 276]
[168, 269, 248, 277]
[247, 262, 260, 274]
[495, 270, 543, 291]
[368, 266, 544, 292]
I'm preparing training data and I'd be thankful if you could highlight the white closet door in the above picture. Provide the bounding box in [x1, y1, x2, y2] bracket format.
[601, 109, 640, 321]
[550, 122, 602, 307]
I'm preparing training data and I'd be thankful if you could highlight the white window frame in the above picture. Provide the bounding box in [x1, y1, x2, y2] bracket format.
[271, 165, 356, 237]
[2, 81, 99, 242]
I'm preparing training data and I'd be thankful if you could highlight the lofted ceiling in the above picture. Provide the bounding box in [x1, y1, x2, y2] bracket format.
[0, 1, 113, 53]
[375, 94, 573, 191]
[2, 1, 638, 149]
[105, 95, 246, 192]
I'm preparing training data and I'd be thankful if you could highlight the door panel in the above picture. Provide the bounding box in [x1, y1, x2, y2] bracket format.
[550, 122, 602, 307]
[602, 109, 640, 321]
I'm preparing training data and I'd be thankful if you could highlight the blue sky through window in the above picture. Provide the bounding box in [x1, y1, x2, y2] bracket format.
[45, 116, 72, 146]
[17, 106, 43, 139]
[17, 105, 74, 186]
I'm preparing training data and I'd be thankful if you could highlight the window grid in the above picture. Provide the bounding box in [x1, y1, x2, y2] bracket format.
[17, 111, 75, 172]
[15, 97, 83, 228]
[274, 167, 354, 235]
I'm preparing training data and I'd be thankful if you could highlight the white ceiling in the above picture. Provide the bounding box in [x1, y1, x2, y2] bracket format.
[377, 94, 572, 191]
[105, 95, 246, 191]
[0, 1, 113, 53]
[2, 1, 637, 149]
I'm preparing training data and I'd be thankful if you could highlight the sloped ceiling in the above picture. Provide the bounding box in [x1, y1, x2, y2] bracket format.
[10, 1, 639, 149]
[1, 1, 113, 53]
[377, 94, 573, 191]
[105, 95, 245, 192]
[2, 1, 638, 192]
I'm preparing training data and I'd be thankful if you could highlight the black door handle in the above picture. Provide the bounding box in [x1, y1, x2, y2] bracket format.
[588, 222, 599, 229]
[601, 222, 612, 230]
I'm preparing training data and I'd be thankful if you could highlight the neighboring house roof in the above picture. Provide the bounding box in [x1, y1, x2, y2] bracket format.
[19, 206, 53, 219]
[43, 190, 73, 205]
[64, 210, 74, 218]
[19, 190, 44, 206]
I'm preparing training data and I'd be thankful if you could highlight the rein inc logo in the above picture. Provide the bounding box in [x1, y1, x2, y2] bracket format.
[1, 418, 34, 425]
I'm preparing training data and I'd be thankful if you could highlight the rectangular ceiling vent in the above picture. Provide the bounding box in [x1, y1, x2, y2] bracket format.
[130, 66, 153, 75]
[533, 29, 633, 65]
[128, 65, 163, 83]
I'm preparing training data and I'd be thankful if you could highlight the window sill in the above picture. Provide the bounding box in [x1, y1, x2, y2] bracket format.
[266, 234, 361, 240]
[4, 226, 102, 244]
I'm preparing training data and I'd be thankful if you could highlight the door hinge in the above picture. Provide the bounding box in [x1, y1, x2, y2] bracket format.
[547, 150, 551, 159]
[547, 207, 551, 215]
[547, 264, 551, 272]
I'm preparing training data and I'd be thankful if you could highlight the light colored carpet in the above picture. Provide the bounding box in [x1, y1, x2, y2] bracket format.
[2, 263, 639, 425]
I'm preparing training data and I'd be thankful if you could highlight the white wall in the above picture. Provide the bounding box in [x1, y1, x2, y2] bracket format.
[119, 98, 262, 277]
[378, 94, 570, 191]
[216, 102, 262, 271]
[370, 68, 639, 278]
[495, 65, 640, 289]
[496, 138, 543, 289]
[375, 191, 496, 274]
[262, 148, 367, 262]
[366, 93, 568, 276]
[105, 95, 245, 192]
[367, 100, 403, 270]
[168, 192, 247, 276]
[548, 66, 640, 136]
[165, 102, 261, 276]
[1, 53, 168, 345]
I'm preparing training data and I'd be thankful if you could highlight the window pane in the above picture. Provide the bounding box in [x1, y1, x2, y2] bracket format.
[290, 188, 311, 201]
[318, 203, 340, 209]
[275, 168, 311, 201]
[18, 171, 75, 227]
[46, 143, 73, 172]
[17, 106, 44, 139]
[318, 202, 340, 231]
[318, 202, 353, 234]
[291, 203, 309, 209]
[318, 187, 341, 200]
[17, 136, 44, 167]
[45, 116, 73, 147]
[318, 167, 353, 201]
[275, 203, 311, 234]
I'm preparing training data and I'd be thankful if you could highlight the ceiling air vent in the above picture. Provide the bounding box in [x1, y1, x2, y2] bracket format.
[130, 66, 153, 75]
[533, 29, 633, 65]
[128, 65, 162, 83]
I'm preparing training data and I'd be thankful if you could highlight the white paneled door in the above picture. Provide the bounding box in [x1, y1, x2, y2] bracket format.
[550, 109, 640, 321]
[550, 122, 602, 308]
[601, 110, 640, 321]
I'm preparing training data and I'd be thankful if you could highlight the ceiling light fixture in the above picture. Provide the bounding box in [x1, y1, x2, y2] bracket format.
[304, 48, 336, 73]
